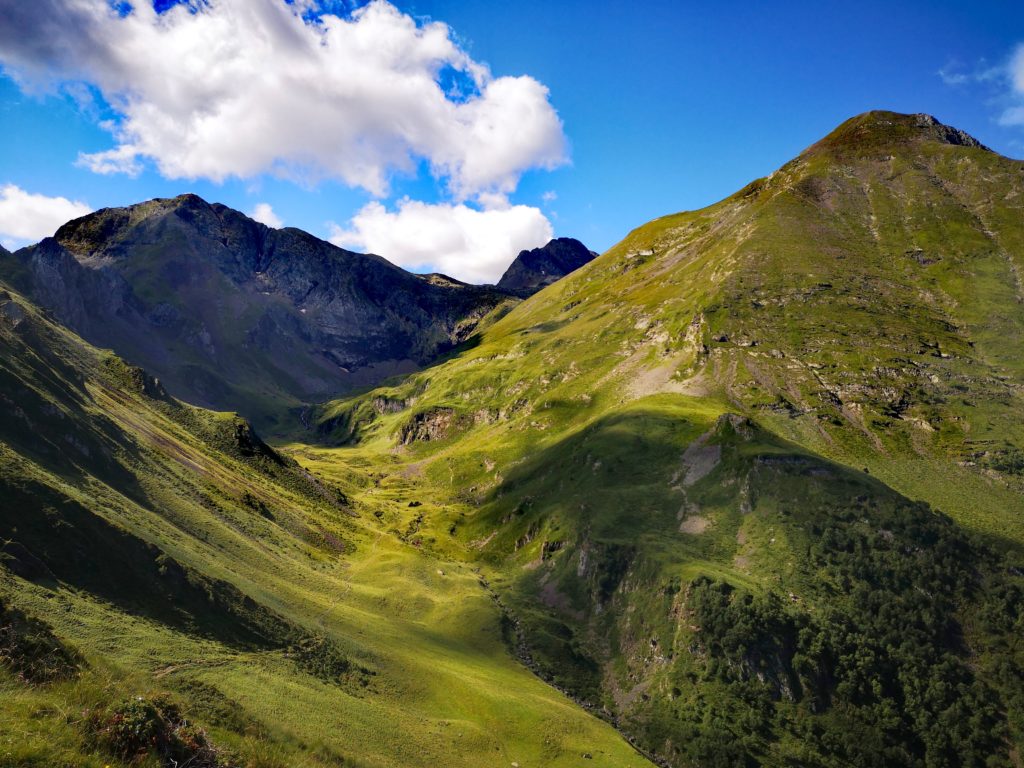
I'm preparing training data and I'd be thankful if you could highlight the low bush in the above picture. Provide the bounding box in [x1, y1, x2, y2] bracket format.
[86, 693, 235, 767]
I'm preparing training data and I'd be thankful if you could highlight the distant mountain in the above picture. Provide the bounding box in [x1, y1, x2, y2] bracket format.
[496, 237, 596, 296]
[0, 194, 511, 429]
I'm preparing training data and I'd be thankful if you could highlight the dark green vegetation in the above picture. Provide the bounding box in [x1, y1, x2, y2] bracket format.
[0, 194, 513, 431]
[0, 595, 83, 684]
[3, 111, 1024, 767]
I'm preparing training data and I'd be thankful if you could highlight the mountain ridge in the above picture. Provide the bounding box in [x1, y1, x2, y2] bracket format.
[2, 110, 1024, 768]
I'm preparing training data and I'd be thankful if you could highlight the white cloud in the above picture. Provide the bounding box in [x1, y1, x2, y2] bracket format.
[937, 65, 969, 87]
[940, 46, 1024, 129]
[251, 202, 283, 228]
[0, 0, 567, 199]
[1000, 106, 1024, 127]
[0, 184, 92, 244]
[541, 190, 558, 203]
[330, 199, 553, 284]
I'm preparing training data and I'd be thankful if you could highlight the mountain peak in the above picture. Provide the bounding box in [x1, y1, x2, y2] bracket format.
[806, 110, 989, 157]
[497, 237, 597, 296]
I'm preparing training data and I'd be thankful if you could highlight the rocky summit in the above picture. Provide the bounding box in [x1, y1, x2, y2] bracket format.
[0, 194, 512, 429]
[496, 236, 597, 296]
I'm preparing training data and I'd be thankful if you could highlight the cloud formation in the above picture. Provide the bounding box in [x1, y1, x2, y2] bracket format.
[0, 0, 567, 199]
[330, 199, 553, 284]
[251, 202, 283, 228]
[0, 184, 92, 247]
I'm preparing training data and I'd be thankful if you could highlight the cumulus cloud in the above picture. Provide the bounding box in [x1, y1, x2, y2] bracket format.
[0, 184, 92, 245]
[330, 199, 553, 284]
[0, 0, 567, 199]
[251, 202, 283, 228]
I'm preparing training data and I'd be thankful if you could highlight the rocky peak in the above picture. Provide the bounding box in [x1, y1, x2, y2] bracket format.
[496, 237, 597, 297]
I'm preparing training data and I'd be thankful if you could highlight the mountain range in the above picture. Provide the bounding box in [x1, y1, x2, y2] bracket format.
[1, 111, 1023, 768]
[0, 197, 591, 430]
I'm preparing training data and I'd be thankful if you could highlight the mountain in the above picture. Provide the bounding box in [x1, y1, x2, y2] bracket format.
[0, 194, 513, 430]
[311, 112, 1024, 766]
[496, 237, 597, 296]
[3, 110, 1024, 768]
[0, 279, 651, 767]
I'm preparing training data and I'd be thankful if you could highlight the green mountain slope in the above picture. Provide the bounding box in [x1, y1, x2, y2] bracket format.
[304, 112, 1024, 766]
[0, 282, 652, 767]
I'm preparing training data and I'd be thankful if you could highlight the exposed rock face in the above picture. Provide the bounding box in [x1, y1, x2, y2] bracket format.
[496, 237, 597, 296]
[0, 194, 508, 429]
[397, 407, 458, 444]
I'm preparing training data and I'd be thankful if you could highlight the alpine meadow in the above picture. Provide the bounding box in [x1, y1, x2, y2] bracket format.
[1, 3, 1024, 768]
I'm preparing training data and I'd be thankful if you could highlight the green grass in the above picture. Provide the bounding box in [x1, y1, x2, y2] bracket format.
[0, 284, 653, 767]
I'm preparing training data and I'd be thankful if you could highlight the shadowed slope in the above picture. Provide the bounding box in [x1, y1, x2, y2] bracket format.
[0, 281, 654, 767]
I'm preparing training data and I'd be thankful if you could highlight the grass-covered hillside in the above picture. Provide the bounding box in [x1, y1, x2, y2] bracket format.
[305, 112, 1024, 766]
[0, 280, 652, 767]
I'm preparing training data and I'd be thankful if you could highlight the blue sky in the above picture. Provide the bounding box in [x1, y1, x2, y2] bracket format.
[1, 0, 1023, 281]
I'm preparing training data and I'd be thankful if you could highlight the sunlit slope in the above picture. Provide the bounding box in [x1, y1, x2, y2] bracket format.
[0, 282, 652, 768]
[307, 112, 1024, 767]
[318, 111, 1024, 544]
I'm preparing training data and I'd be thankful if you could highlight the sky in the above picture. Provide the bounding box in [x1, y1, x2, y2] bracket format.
[1, 0, 1024, 283]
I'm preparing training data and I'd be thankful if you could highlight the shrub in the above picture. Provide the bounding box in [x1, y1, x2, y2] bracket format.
[87, 693, 235, 767]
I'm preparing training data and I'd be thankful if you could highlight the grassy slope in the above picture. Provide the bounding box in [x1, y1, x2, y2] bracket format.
[313, 112, 1024, 543]
[303, 113, 1024, 766]
[0, 283, 651, 767]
